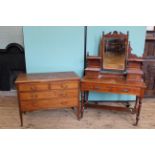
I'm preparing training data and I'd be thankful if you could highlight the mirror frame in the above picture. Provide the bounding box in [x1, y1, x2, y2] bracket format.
[99, 31, 129, 72]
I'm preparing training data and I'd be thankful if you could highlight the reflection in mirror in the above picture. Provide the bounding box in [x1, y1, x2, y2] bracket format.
[103, 38, 126, 70]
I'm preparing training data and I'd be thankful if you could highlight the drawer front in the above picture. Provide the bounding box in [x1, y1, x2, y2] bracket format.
[17, 81, 79, 92]
[20, 98, 78, 112]
[81, 82, 141, 96]
[50, 81, 78, 90]
[18, 83, 49, 92]
[19, 89, 78, 101]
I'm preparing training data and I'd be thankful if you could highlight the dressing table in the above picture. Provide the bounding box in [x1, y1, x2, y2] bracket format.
[81, 31, 146, 125]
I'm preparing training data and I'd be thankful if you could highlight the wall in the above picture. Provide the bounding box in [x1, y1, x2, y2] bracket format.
[0, 26, 24, 49]
[87, 26, 146, 56]
[23, 26, 84, 76]
[23, 26, 146, 101]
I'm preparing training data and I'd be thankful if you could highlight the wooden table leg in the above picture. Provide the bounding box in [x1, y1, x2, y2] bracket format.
[77, 103, 81, 120]
[134, 97, 142, 126]
[19, 111, 23, 127]
[85, 91, 89, 109]
[81, 91, 85, 118]
[134, 96, 139, 111]
[125, 101, 130, 108]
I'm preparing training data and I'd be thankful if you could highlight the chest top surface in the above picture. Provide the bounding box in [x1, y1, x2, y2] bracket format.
[15, 72, 80, 83]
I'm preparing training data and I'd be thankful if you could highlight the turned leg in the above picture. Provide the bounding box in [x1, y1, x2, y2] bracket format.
[85, 91, 89, 109]
[81, 91, 85, 118]
[134, 97, 142, 126]
[125, 101, 130, 108]
[134, 96, 139, 111]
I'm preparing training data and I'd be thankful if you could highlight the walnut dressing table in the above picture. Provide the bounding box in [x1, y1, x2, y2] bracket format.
[81, 31, 146, 125]
[15, 72, 80, 126]
[81, 77, 146, 125]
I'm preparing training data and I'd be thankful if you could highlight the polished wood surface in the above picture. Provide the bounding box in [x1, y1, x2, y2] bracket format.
[16, 72, 79, 83]
[16, 72, 80, 126]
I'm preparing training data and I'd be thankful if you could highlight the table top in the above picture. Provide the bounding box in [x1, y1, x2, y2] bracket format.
[15, 72, 80, 83]
[81, 77, 146, 88]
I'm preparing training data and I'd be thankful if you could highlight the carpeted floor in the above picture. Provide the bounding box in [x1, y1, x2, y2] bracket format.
[0, 91, 155, 129]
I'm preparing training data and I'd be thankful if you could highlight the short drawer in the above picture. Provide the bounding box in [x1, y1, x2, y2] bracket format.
[109, 86, 141, 96]
[19, 89, 78, 100]
[50, 81, 79, 90]
[20, 98, 78, 112]
[18, 83, 49, 92]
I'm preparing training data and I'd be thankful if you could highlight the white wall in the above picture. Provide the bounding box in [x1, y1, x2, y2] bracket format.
[0, 26, 24, 49]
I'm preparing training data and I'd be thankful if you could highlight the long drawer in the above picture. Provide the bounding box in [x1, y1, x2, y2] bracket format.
[18, 81, 78, 92]
[19, 89, 78, 101]
[81, 82, 141, 96]
[20, 98, 78, 112]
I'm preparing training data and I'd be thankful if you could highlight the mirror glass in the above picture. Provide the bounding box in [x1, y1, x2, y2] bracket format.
[103, 38, 126, 70]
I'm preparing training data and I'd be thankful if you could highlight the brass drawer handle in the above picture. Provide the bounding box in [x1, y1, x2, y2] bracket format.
[59, 93, 67, 97]
[122, 89, 129, 92]
[30, 86, 36, 91]
[106, 87, 112, 91]
[61, 84, 68, 89]
[60, 101, 67, 105]
[94, 86, 100, 89]
[31, 94, 38, 99]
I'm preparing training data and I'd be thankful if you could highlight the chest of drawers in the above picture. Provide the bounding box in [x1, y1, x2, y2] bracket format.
[15, 72, 80, 126]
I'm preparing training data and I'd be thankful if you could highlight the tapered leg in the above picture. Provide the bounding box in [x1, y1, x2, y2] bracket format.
[134, 97, 142, 126]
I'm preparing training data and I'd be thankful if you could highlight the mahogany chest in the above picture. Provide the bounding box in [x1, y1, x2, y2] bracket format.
[15, 72, 80, 126]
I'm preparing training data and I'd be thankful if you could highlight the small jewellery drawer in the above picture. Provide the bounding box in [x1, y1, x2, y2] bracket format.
[50, 81, 78, 90]
[20, 98, 78, 112]
[18, 83, 49, 92]
[19, 89, 78, 101]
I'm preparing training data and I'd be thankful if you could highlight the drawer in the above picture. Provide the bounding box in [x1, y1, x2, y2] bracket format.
[109, 86, 141, 96]
[20, 98, 78, 112]
[18, 83, 49, 92]
[19, 89, 78, 101]
[50, 81, 78, 90]
[81, 83, 141, 96]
